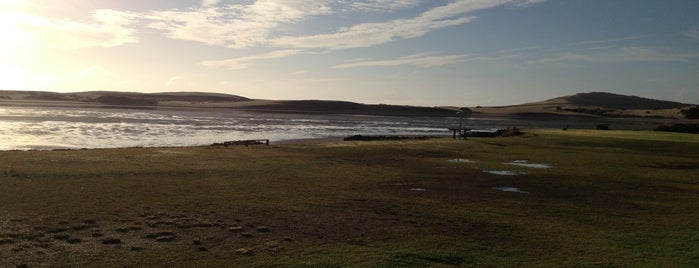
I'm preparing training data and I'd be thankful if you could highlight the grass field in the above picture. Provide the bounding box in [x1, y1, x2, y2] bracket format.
[1, 129, 698, 267]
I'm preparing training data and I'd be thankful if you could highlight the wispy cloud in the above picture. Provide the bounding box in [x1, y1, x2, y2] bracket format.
[289, 70, 308, 75]
[333, 53, 467, 68]
[151, 0, 544, 68]
[271, 0, 541, 50]
[2, 9, 138, 50]
[200, 49, 304, 70]
[536, 47, 699, 63]
[567, 36, 640, 47]
[145, 1, 334, 49]
[166, 76, 181, 86]
[77, 65, 114, 80]
[686, 27, 699, 40]
[344, 0, 422, 12]
[146, 0, 542, 51]
[271, 16, 475, 50]
[201, 0, 221, 7]
[4, 0, 546, 68]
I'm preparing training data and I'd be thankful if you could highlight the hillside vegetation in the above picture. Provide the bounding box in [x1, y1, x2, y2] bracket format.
[1, 90, 697, 119]
[473, 92, 697, 119]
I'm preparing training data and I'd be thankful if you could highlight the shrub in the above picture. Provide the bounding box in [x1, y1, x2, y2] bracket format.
[680, 106, 699, 119]
[654, 123, 699, 134]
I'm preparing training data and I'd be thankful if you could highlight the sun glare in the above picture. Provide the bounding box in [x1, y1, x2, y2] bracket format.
[0, 0, 47, 90]
[0, 0, 23, 6]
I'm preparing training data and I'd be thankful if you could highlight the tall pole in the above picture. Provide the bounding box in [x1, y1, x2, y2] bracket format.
[457, 110, 464, 139]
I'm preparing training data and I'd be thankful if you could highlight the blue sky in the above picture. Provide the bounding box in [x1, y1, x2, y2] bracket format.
[1, 0, 698, 106]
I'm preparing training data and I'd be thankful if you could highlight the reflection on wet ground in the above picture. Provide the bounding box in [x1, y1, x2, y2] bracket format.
[448, 158, 476, 163]
[484, 170, 524, 176]
[505, 160, 551, 169]
[492, 187, 529, 194]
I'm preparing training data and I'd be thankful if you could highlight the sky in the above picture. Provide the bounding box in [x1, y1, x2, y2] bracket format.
[1, 0, 698, 106]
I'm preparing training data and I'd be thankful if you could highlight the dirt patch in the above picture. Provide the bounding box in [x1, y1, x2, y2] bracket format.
[0, 208, 290, 265]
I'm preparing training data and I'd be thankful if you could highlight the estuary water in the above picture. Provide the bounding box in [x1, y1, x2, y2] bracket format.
[0, 106, 666, 150]
[0, 106, 465, 150]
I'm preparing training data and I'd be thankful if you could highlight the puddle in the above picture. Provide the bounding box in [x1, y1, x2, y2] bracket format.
[410, 188, 427, 191]
[448, 158, 475, 163]
[484, 170, 523, 176]
[505, 160, 551, 169]
[492, 187, 529, 194]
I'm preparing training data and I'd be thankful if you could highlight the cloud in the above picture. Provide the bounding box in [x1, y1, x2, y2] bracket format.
[272, 16, 475, 50]
[166, 76, 181, 86]
[567, 36, 640, 47]
[77, 66, 113, 79]
[536, 47, 699, 63]
[344, 0, 422, 12]
[201, 0, 221, 7]
[145, 0, 543, 51]
[2, 9, 138, 50]
[289, 70, 308, 75]
[333, 53, 467, 68]
[144, 0, 545, 69]
[686, 27, 699, 40]
[145, 1, 334, 48]
[273, 0, 540, 50]
[200, 49, 304, 70]
[516, 0, 546, 6]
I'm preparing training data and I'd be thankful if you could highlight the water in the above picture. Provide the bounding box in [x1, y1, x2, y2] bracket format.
[0, 105, 668, 150]
[492, 187, 530, 194]
[505, 160, 552, 169]
[0, 106, 473, 150]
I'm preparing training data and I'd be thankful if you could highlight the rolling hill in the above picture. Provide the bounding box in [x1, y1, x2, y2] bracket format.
[1, 90, 696, 119]
[472, 92, 697, 119]
[0, 90, 457, 117]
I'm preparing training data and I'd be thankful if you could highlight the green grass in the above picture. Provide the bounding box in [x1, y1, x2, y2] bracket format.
[1, 129, 698, 267]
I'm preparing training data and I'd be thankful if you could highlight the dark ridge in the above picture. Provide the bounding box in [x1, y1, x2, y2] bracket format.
[149, 92, 250, 102]
[86, 91, 249, 102]
[562, 92, 690, 110]
[96, 95, 158, 106]
[244, 100, 457, 116]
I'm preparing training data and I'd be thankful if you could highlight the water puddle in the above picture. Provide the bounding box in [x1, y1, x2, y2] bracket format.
[484, 170, 523, 176]
[448, 158, 475, 163]
[492, 187, 529, 194]
[505, 160, 551, 169]
[410, 188, 427, 191]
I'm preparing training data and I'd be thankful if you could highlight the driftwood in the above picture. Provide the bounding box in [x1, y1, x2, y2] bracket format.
[212, 139, 269, 147]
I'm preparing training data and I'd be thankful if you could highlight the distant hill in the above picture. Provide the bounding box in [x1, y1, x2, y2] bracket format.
[548, 92, 690, 110]
[0, 90, 457, 117]
[238, 100, 458, 116]
[0, 90, 249, 105]
[471, 92, 697, 119]
[2, 90, 696, 119]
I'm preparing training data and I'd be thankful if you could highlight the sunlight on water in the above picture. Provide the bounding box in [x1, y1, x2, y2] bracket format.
[0, 106, 459, 150]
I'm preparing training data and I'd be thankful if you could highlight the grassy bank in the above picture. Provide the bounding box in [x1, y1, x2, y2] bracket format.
[1, 129, 698, 267]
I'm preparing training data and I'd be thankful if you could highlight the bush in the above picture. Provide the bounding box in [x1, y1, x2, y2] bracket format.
[654, 124, 699, 134]
[501, 127, 523, 137]
[680, 106, 699, 119]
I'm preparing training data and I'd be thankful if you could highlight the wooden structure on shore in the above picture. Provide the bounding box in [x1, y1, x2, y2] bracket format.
[448, 128, 471, 139]
[212, 139, 269, 147]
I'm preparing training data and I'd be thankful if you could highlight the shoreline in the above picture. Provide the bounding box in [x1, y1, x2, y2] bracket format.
[1, 135, 454, 151]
